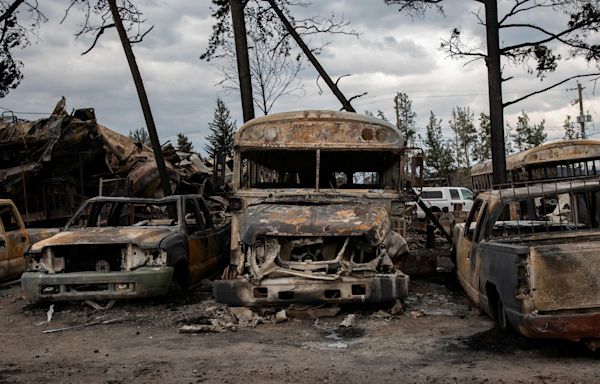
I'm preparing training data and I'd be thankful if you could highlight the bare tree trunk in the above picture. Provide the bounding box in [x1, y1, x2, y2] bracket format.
[485, 0, 507, 186]
[266, 0, 356, 113]
[108, 0, 172, 196]
[230, 0, 255, 122]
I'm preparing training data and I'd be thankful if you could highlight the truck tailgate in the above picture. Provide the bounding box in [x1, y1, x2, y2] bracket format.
[530, 241, 600, 312]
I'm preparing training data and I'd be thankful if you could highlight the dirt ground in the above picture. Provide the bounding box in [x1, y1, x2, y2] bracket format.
[2, 263, 600, 383]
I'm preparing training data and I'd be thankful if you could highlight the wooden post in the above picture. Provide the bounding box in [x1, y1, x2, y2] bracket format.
[230, 0, 255, 122]
[485, 0, 507, 186]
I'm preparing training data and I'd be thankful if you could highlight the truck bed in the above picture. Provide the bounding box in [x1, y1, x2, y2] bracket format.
[487, 230, 600, 313]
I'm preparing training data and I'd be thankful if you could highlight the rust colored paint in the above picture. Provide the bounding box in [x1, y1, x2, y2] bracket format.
[454, 177, 600, 346]
[235, 110, 403, 150]
[0, 200, 30, 282]
[529, 243, 600, 312]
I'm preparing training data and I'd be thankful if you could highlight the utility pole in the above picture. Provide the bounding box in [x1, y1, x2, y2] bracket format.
[108, 0, 171, 196]
[577, 81, 586, 139]
[485, 0, 507, 186]
[230, 0, 255, 122]
[266, 0, 356, 113]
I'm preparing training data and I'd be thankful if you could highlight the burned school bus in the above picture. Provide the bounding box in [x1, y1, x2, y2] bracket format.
[213, 110, 412, 306]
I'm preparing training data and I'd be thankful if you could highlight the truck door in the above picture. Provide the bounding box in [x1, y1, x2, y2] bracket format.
[456, 197, 487, 306]
[184, 198, 221, 284]
[0, 204, 28, 281]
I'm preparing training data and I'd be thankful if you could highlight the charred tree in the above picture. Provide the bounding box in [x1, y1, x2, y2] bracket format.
[229, 0, 255, 122]
[266, 0, 355, 112]
[108, 0, 171, 196]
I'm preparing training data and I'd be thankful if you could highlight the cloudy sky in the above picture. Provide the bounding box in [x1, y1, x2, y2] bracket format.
[3, 0, 600, 153]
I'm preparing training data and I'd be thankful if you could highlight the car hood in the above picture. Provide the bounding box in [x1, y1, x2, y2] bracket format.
[240, 202, 391, 244]
[30, 227, 176, 252]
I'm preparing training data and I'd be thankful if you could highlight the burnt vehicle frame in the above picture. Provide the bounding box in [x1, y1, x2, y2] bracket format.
[454, 176, 600, 347]
[214, 110, 416, 306]
[21, 194, 230, 303]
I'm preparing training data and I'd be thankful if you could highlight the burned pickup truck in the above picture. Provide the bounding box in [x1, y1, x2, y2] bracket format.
[454, 177, 600, 348]
[22, 195, 229, 303]
[214, 110, 412, 306]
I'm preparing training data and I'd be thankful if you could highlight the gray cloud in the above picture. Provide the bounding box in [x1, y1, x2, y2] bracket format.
[1, 0, 599, 153]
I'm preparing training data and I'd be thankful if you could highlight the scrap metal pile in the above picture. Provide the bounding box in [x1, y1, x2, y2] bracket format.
[0, 99, 226, 226]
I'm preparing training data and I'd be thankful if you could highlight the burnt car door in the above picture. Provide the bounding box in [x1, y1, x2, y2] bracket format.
[456, 197, 488, 307]
[0, 204, 29, 281]
[184, 197, 223, 283]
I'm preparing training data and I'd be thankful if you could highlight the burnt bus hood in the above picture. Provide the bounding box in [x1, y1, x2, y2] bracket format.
[241, 202, 392, 244]
[29, 227, 176, 252]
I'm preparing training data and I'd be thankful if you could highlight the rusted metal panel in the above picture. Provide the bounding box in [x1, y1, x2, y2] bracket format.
[0, 200, 58, 282]
[235, 110, 404, 150]
[529, 242, 600, 312]
[471, 139, 600, 176]
[241, 203, 391, 243]
[214, 273, 409, 306]
[518, 311, 600, 342]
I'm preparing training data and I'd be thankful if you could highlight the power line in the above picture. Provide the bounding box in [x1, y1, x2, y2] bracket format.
[0, 106, 49, 115]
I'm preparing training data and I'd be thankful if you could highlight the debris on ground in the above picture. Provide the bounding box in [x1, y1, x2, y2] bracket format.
[372, 309, 392, 319]
[46, 304, 54, 323]
[274, 309, 288, 323]
[340, 314, 356, 328]
[390, 299, 404, 315]
[43, 317, 124, 334]
[409, 310, 425, 318]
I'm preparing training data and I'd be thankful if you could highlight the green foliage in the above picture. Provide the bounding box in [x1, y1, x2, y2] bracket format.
[563, 115, 580, 140]
[449, 106, 476, 168]
[0, 15, 25, 97]
[176, 133, 194, 152]
[472, 113, 491, 162]
[423, 111, 454, 179]
[509, 110, 547, 151]
[205, 98, 236, 159]
[129, 128, 151, 145]
[394, 92, 417, 145]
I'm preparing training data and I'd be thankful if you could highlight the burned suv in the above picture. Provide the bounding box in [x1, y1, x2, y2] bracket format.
[214, 110, 412, 306]
[22, 195, 229, 303]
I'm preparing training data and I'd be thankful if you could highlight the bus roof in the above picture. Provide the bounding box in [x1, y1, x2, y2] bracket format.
[471, 139, 600, 176]
[234, 110, 404, 150]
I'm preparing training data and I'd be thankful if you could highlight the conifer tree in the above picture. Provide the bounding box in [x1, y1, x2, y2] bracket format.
[449, 106, 476, 169]
[205, 98, 236, 159]
[563, 115, 579, 140]
[129, 128, 151, 145]
[423, 111, 454, 179]
[509, 111, 547, 151]
[472, 113, 491, 162]
[176, 133, 194, 152]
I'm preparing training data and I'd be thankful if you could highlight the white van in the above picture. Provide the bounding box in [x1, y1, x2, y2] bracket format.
[413, 187, 475, 219]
